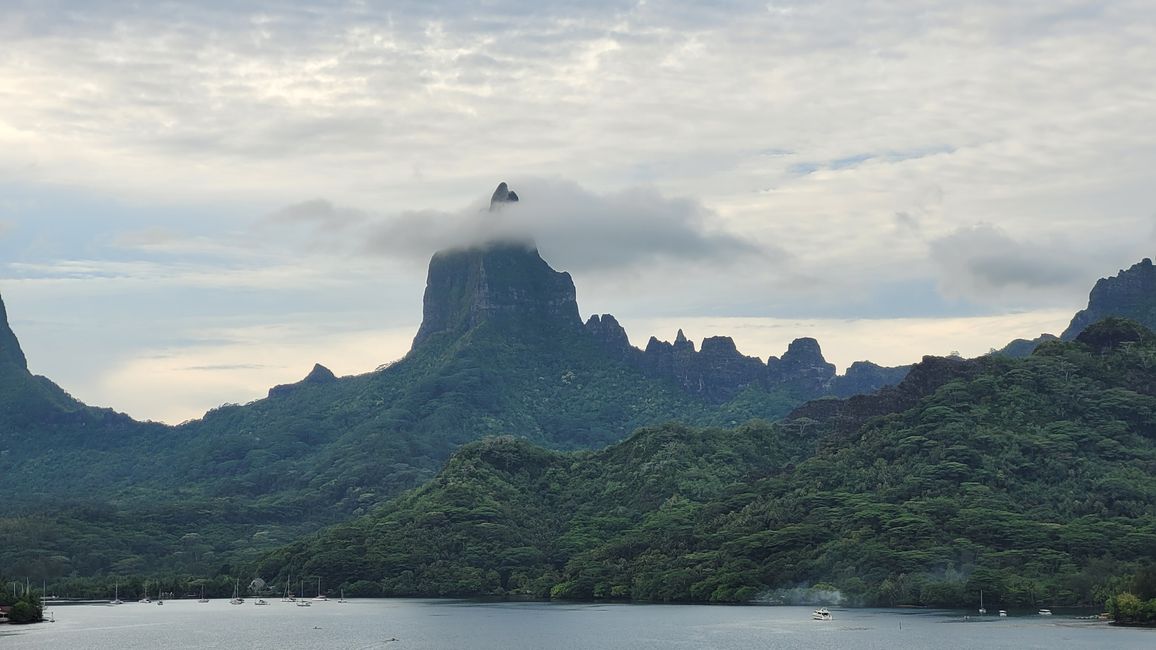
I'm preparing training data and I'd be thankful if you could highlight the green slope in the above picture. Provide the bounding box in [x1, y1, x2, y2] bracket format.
[259, 318, 1156, 608]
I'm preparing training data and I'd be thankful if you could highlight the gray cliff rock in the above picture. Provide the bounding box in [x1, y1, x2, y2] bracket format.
[1062, 258, 1156, 340]
[768, 337, 836, 393]
[584, 314, 636, 360]
[412, 242, 581, 349]
[0, 291, 28, 371]
[595, 326, 906, 403]
[489, 182, 520, 211]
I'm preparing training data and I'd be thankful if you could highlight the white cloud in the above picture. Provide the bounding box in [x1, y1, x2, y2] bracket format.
[268, 177, 765, 273]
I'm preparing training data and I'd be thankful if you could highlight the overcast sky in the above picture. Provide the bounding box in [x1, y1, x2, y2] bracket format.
[2, 0, 1154, 423]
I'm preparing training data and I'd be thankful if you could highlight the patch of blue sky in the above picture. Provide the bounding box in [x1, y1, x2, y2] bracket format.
[788, 144, 956, 176]
[0, 183, 261, 272]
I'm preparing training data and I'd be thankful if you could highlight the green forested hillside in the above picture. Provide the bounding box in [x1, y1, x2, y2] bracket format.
[259, 319, 1156, 608]
[0, 287, 800, 579]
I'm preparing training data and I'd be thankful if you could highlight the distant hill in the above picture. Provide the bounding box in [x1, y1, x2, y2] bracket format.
[261, 318, 1156, 608]
[990, 333, 1059, 359]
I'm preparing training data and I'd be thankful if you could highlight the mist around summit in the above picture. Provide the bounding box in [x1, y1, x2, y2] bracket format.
[268, 177, 762, 275]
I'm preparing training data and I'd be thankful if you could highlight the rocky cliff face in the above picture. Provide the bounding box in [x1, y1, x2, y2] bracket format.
[584, 314, 638, 361]
[411, 241, 583, 349]
[489, 181, 520, 210]
[769, 337, 837, 394]
[584, 316, 905, 403]
[635, 330, 769, 402]
[0, 292, 28, 372]
[1062, 258, 1156, 340]
[409, 182, 905, 400]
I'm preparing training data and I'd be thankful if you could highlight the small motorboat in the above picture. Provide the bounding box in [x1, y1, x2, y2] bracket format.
[255, 598, 268, 605]
[998, 610, 1008, 617]
[812, 608, 833, 621]
[1038, 609, 1053, 616]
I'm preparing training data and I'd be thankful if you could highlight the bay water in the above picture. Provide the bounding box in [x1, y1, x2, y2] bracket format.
[2, 599, 1151, 649]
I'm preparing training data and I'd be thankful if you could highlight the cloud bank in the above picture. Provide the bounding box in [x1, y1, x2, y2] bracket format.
[267, 178, 765, 273]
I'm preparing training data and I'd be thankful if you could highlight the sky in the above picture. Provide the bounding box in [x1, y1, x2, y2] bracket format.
[1, 0, 1154, 423]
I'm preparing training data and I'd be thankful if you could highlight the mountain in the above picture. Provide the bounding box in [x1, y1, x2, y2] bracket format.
[0, 186, 907, 580]
[262, 318, 1156, 607]
[0, 243, 829, 577]
[988, 256, 1156, 357]
[1063, 258, 1156, 340]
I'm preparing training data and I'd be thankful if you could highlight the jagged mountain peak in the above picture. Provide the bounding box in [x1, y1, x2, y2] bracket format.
[267, 362, 337, 398]
[1062, 257, 1156, 340]
[0, 291, 28, 371]
[489, 181, 520, 211]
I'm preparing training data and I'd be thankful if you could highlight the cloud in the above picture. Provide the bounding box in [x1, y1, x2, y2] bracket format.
[271, 178, 767, 273]
[929, 224, 1097, 304]
[4, 0, 1156, 423]
[266, 199, 366, 230]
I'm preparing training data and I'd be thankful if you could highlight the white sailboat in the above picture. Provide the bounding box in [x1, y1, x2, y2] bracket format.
[229, 579, 244, 605]
[978, 590, 986, 615]
[296, 578, 311, 606]
[338, 589, 346, 603]
[312, 577, 328, 601]
[282, 575, 296, 602]
[110, 581, 123, 605]
[198, 584, 209, 603]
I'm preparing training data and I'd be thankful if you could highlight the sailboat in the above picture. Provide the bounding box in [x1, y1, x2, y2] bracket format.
[138, 580, 151, 604]
[338, 589, 346, 603]
[978, 590, 986, 615]
[312, 577, 328, 601]
[229, 578, 244, 605]
[296, 579, 311, 607]
[282, 575, 296, 603]
[110, 581, 123, 605]
[198, 584, 209, 603]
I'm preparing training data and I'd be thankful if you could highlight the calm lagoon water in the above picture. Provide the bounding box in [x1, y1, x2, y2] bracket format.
[3, 599, 1152, 649]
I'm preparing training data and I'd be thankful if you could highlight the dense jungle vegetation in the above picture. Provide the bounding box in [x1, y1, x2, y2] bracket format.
[257, 320, 1156, 609]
